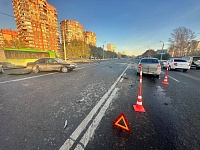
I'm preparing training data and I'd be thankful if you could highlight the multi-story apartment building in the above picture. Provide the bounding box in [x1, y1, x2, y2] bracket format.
[107, 44, 115, 52]
[60, 20, 84, 44]
[12, 0, 59, 52]
[84, 31, 96, 46]
[60, 20, 96, 47]
[0, 29, 18, 48]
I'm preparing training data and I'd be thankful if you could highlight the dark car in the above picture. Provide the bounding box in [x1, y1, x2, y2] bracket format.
[26, 58, 77, 73]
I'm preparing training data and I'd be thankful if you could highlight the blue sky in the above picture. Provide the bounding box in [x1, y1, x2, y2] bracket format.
[1, 0, 200, 55]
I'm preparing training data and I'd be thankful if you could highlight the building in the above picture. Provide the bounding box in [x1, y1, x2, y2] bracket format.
[12, 0, 59, 52]
[84, 31, 96, 46]
[107, 44, 115, 52]
[60, 20, 84, 44]
[0, 29, 18, 48]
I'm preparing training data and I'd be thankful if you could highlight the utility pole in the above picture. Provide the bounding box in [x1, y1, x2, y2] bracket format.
[160, 41, 164, 61]
[103, 41, 106, 59]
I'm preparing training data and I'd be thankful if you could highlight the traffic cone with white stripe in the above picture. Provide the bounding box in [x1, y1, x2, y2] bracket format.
[162, 76, 169, 84]
[133, 92, 146, 112]
[162, 66, 169, 85]
[133, 66, 146, 112]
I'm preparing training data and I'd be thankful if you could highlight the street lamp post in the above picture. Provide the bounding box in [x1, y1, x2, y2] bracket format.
[102, 41, 106, 59]
[62, 25, 67, 61]
[160, 41, 164, 61]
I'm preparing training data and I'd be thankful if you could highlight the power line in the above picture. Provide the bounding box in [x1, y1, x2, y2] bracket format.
[0, 11, 14, 18]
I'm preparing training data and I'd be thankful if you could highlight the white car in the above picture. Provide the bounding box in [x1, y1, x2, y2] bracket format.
[162, 60, 169, 68]
[168, 58, 190, 72]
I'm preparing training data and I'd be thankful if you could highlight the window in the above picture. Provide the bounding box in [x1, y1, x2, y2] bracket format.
[174, 59, 187, 62]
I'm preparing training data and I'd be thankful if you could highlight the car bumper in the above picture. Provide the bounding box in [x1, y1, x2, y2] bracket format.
[137, 69, 161, 75]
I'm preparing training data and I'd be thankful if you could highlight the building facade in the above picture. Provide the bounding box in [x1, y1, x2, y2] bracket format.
[107, 44, 115, 52]
[84, 31, 96, 46]
[0, 29, 18, 48]
[12, 0, 59, 52]
[60, 20, 84, 44]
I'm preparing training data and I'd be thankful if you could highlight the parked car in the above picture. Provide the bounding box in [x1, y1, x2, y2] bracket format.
[26, 58, 77, 73]
[182, 56, 200, 69]
[168, 58, 190, 72]
[137, 58, 161, 78]
[162, 60, 169, 68]
[0, 64, 4, 73]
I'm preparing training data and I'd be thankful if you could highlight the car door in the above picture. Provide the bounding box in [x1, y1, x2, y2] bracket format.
[46, 58, 61, 71]
[35, 58, 46, 71]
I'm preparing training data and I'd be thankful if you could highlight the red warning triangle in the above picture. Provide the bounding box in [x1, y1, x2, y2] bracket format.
[112, 112, 131, 133]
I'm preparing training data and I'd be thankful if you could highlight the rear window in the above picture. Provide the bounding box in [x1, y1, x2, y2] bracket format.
[141, 59, 158, 63]
[174, 59, 187, 62]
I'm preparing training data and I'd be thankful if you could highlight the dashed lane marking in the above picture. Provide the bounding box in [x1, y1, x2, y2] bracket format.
[168, 75, 180, 82]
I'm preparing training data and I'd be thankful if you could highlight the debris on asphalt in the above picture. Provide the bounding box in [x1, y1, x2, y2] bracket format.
[64, 120, 68, 129]
[76, 98, 84, 103]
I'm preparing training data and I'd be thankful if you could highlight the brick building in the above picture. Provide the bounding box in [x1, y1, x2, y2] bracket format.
[84, 31, 96, 46]
[12, 0, 59, 52]
[0, 29, 18, 48]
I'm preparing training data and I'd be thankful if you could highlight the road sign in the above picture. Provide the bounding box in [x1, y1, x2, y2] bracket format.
[112, 113, 131, 133]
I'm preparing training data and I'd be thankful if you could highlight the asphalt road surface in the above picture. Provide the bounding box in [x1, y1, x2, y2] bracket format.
[0, 59, 199, 150]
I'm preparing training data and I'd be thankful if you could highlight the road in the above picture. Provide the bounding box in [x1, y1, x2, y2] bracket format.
[0, 59, 199, 150]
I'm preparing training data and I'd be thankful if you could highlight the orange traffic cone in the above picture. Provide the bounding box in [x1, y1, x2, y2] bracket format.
[133, 92, 146, 112]
[162, 75, 169, 84]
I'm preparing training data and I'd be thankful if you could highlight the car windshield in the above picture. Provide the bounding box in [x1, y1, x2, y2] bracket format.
[141, 59, 158, 63]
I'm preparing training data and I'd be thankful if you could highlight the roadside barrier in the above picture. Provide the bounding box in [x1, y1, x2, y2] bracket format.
[133, 66, 146, 112]
[162, 65, 169, 85]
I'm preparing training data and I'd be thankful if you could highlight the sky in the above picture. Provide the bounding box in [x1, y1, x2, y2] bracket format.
[1, 0, 200, 56]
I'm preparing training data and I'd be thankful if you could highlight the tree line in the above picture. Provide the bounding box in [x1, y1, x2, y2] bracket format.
[59, 40, 118, 60]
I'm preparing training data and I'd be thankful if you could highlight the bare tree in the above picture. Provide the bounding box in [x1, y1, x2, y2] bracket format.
[169, 27, 196, 57]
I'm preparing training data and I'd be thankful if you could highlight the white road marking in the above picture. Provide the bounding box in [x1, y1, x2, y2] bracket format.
[75, 88, 119, 149]
[120, 78, 123, 82]
[168, 75, 180, 82]
[59, 63, 131, 150]
[0, 72, 57, 84]
[176, 72, 200, 81]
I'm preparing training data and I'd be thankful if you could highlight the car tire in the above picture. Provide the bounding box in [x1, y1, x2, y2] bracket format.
[61, 67, 68, 73]
[196, 67, 200, 70]
[33, 66, 39, 73]
[183, 69, 188, 72]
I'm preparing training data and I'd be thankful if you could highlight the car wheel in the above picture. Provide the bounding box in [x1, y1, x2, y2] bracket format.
[61, 67, 68, 73]
[183, 69, 188, 72]
[196, 67, 200, 70]
[33, 66, 39, 73]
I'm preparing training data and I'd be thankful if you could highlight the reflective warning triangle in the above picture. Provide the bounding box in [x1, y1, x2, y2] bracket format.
[112, 112, 131, 133]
